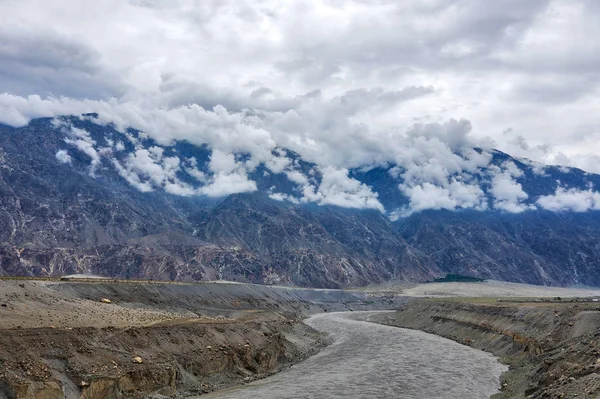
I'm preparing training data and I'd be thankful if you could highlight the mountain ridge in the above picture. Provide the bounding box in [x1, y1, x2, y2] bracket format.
[1, 115, 600, 287]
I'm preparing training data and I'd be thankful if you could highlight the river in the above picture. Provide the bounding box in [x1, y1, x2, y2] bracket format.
[200, 311, 507, 399]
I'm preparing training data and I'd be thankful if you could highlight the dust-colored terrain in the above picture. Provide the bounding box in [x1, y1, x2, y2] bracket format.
[0, 278, 401, 399]
[373, 298, 600, 399]
[360, 280, 600, 298]
[4, 278, 600, 399]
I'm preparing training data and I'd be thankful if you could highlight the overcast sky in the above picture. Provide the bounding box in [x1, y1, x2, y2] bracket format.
[1, 0, 599, 176]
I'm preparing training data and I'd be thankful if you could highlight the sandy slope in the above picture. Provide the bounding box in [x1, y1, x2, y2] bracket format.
[0, 280, 185, 329]
[361, 280, 600, 298]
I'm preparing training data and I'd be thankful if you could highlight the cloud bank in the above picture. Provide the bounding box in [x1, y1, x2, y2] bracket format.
[2, 0, 600, 216]
[537, 187, 600, 212]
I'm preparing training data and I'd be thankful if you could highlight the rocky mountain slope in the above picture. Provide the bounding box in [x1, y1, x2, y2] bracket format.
[2, 115, 600, 287]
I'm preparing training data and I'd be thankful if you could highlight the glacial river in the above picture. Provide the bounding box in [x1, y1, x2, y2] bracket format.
[201, 311, 507, 399]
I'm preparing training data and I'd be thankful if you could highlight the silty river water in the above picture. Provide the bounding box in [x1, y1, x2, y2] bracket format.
[199, 311, 507, 399]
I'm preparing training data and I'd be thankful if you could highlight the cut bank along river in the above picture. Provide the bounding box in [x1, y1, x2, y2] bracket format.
[200, 311, 507, 399]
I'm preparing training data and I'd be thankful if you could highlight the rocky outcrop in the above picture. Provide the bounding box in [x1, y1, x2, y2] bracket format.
[0, 307, 326, 399]
[0, 279, 404, 398]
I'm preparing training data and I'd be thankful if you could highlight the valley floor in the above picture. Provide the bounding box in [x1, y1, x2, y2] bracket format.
[359, 279, 600, 299]
[2, 278, 600, 398]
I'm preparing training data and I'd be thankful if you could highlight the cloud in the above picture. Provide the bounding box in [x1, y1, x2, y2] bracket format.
[537, 187, 600, 212]
[264, 151, 291, 174]
[61, 125, 102, 176]
[184, 158, 208, 183]
[197, 149, 257, 197]
[111, 158, 154, 193]
[0, 1, 596, 170]
[387, 130, 492, 216]
[208, 150, 238, 174]
[105, 133, 261, 198]
[55, 150, 72, 165]
[199, 170, 257, 197]
[2, 0, 600, 216]
[311, 167, 384, 212]
[502, 161, 524, 178]
[488, 168, 532, 213]
[269, 163, 384, 212]
[109, 146, 201, 195]
[0, 27, 124, 99]
[268, 191, 300, 204]
[398, 180, 487, 217]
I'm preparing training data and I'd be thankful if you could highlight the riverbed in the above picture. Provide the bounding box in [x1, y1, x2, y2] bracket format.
[200, 311, 507, 399]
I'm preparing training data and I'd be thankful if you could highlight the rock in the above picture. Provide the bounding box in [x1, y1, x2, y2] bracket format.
[79, 381, 90, 387]
[100, 298, 112, 304]
[132, 356, 143, 364]
[34, 381, 64, 399]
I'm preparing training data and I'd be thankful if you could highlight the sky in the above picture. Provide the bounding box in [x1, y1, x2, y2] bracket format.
[1, 0, 600, 214]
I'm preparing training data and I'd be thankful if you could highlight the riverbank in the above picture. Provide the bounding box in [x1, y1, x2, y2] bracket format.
[4, 278, 599, 398]
[198, 311, 506, 399]
[0, 279, 404, 398]
[372, 299, 600, 399]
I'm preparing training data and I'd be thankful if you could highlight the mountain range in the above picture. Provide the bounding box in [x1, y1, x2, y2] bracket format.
[1, 115, 600, 288]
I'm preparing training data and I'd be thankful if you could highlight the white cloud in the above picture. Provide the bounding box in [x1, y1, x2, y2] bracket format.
[269, 191, 300, 204]
[208, 150, 238, 174]
[55, 149, 72, 164]
[313, 167, 384, 212]
[489, 169, 532, 213]
[199, 169, 257, 197]
[184, 158, 208, 183]
[285, 170, 311, 186]
[518, 157, 547, 176]
[190, 148, 258, 197]
[3, 1, 600, 215]
[0, 1, 598, 177]
[537, 187, 600, 212]
[398, 180, 487, 217]
[62, 126, 101, 176]
[502, 161, 524, 178]
[265, 152, 291, 174]
[111, 148, 197, 195]
[388, 133, 492, 216]
[266, 166, 384, 212]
